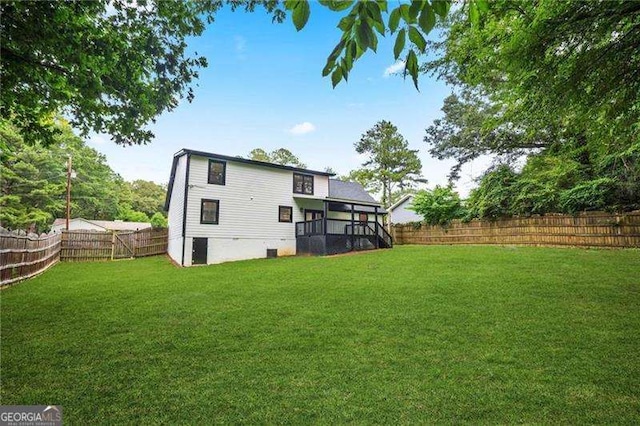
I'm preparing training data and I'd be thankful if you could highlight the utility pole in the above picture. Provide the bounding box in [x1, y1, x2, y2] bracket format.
[66, 155, 72, 230]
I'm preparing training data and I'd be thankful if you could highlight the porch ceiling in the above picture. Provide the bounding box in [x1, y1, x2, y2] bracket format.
[293, 196, 387, 214]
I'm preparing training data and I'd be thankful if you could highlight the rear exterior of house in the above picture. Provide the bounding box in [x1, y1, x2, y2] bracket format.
[165, 149, 392, 266]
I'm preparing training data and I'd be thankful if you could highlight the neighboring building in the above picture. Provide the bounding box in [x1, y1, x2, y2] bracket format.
[164, 149, 392, 266]
[388, 194, 422, 224]
[51, 218, 152, 233]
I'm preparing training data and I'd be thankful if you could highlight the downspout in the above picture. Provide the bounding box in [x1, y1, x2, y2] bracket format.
[181, 153, 191, 266]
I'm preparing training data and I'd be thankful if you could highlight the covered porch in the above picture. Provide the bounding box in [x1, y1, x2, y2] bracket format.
[294, 198, 393, 256]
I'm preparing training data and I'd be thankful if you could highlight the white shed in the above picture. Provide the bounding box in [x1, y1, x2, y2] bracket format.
[388, 195, 422, 224]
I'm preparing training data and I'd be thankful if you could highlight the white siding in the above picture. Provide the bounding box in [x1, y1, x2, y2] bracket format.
[183, 156, 329, 265]
[329, 211, 384, 225]
[167, 155, 187, 264]
[390, 196, 422, 224]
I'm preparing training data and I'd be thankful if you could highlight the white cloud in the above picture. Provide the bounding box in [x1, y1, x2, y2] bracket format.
[234, 36, 247, 60]
[235, 36, 246, 53]
[288, 122, 316, 135]
[383, 60, 405, 77]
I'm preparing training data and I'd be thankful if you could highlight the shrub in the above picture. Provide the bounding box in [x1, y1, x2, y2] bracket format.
[465, 165, 518, 220]
[410, 186, 465, 226]
[559, 178, 616, 213]
[150, 212, 168, 228]
[118, 209, 150, 222]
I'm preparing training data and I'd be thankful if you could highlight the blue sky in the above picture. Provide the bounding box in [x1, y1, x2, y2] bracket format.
[89, 4, 488, 196]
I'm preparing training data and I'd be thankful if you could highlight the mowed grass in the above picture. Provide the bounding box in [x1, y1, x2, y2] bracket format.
[1, 246, 639, 424]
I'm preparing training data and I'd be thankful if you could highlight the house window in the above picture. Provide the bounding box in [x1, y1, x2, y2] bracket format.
[293, 173, 313, 195]
[359, 213, 368, 223]
[208, 159, 226, 185]
[279, 206, 293, 223]
[200, 199, 219, 224]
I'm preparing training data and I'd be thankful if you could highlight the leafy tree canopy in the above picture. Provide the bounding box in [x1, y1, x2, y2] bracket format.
[150, 212, 168, 228]
[354, 120, 425, 207]
[425, 1, 640, 173]
[0, 119, 132, 231]
[2, 0, 481, 147]
[128, 180, 167, 218]
[465, 137, 640, 219]
[0, 119, 166, 231]
[410, 185, 465, 226]
[0, 0, 284, 146]
[248, 148, 306, 168]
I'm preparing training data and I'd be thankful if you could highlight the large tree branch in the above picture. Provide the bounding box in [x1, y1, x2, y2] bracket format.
[0, 46, 70, 76]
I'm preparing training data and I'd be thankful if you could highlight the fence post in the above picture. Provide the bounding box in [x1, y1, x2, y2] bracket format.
[111, 231, 116, 260]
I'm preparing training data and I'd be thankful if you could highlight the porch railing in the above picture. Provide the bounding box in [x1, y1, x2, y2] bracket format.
[295, 218, 393, 247]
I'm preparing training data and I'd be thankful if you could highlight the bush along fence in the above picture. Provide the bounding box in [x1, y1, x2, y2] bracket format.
[0, 228, 62, 287]
[1, 228, 168, 286]
[392, 211, 640, 248]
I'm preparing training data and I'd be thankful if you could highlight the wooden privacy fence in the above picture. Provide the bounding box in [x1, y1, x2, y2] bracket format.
[0, 228, 62, 286]
[392, 211, 640, 248]
[60, 228, 168, 261]
[1, 228, 168, 286]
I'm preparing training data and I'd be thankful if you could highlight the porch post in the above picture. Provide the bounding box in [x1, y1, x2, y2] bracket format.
[374, 206, 379, 248]
[323, 200, 328, 235]
[350, 203, 355, 252]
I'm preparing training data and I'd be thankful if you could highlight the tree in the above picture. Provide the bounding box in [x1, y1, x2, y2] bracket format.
[2, 0, 481, 146]
[117, 209, 150, 223]
[410, 186, 465, 226]
[128, 180, 167, 218]
[0, 119, 131, 231]
[465, 165, 519, 220]
[354, 120, 424, 207]
[424, 90, 558, 180]
[339, 168, 381, 197]
[425, 1, 640, 164]
[248, 148, 271, 163]
[462, 137, 640, 219]
[247, 148, 306, 168]
[0, 1, 285, 146]
[150, 212, 168, 228]
[0, 122, 65, 231]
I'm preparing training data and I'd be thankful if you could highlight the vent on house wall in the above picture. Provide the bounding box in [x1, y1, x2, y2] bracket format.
[266, 249, 278, 258]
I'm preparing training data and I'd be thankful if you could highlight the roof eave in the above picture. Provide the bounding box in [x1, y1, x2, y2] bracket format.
[181, 149, 335, 177]
[389, 194, 414, 211]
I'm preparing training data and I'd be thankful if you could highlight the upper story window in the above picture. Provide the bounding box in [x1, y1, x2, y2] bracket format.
[293, 173, 313, 195]
[208, 159, 226, 185]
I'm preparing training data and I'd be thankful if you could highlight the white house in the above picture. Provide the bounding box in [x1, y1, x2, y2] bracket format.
[388, 194, 422, 224]
[51, 218, 152, 233]
[164, 149, 392, 266]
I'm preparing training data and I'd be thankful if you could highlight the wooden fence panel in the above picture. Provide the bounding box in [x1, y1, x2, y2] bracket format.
[392, 211, 640, 248]
[0, 228, 62, 287]
[59, 228, 168, 262]
[1, 227, 168, 286]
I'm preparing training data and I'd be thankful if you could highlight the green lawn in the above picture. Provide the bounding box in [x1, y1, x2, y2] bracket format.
[1, 246, 639, 423]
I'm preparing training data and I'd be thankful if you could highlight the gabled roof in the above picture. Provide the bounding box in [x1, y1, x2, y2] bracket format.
[164, 149, 336, 210]
[388, 194, 415, 212]
[329, 179, 378, 204]
[327, 179, 387, 213]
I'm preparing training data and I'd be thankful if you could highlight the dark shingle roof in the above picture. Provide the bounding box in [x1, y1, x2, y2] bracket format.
[329, 179, 377, 203]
